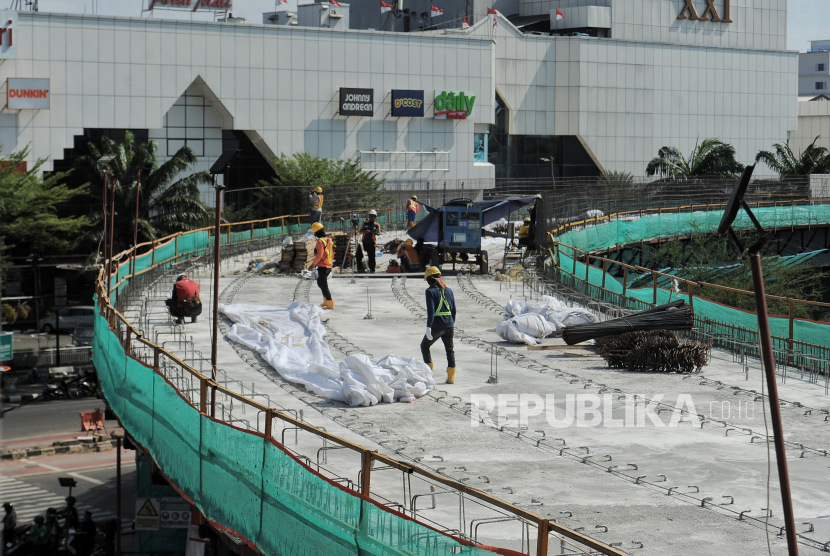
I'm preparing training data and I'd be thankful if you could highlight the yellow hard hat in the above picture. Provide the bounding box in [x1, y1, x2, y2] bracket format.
[405, 238, 414, 245]
[423, 266, 441, 281]
[412, 195, 417, 200]
[315, 187, 323, 193]
[311, 222, 324, 233]
[524, 217, 531, 223]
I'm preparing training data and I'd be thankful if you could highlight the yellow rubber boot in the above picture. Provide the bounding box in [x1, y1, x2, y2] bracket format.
[323, 300, 334, 310]
[427, 362, 434, 370]
[446, 368, 456, 384]
[320, 299, 328, 308]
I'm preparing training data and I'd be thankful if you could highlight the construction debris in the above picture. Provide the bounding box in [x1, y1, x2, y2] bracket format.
[598, 331, 709, 373]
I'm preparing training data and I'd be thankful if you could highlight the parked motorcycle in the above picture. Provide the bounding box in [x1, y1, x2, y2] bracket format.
[42, 374, 76, 401]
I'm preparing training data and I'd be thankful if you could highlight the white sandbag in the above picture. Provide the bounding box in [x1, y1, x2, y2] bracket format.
[496, 313, 556, 345]
[219, 302, 434, 407]
[503, 295, 598, 336]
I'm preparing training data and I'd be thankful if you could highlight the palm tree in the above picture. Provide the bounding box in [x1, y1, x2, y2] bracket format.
[74, 131, 212, 256]
[646, 138, 745, 178]
[755, 136, 830, 177]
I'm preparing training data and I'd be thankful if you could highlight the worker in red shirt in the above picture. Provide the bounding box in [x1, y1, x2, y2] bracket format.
[405, 196, 419, 228]
[311, 222, 335, 309]
[165, 274, 202, 325]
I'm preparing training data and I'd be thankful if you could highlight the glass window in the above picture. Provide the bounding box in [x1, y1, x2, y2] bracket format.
[473, 133, 488, 163]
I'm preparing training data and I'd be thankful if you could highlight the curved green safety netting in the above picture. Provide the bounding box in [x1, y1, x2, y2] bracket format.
[553, 205, 830, 347]
[93, 308, 520, 556]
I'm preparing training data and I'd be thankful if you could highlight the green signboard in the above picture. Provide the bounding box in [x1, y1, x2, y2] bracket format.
[0, 332, 12, 361]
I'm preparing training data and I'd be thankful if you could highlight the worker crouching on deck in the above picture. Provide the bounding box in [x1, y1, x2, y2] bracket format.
[421, 266, 457, 384]
[311, 222, 335, 309]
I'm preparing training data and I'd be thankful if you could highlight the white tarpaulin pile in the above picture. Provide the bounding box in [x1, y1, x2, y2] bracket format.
[218, 302, 434, 406]
[498, 295, 599, 344]
[496, 313, 556, 345]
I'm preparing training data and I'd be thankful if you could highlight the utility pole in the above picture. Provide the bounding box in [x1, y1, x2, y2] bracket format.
[540, 156, 557, 224]
[207, 151, 240, 418]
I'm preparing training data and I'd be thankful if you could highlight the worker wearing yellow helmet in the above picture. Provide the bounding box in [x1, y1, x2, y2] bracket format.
[518, 217, 531, 247]
[405, 196, 419, 228]
[311, 222, 335, 309]
[309, 186, 324, 225]
[396, 238, 421, 272]
[421, 266, 457, 384]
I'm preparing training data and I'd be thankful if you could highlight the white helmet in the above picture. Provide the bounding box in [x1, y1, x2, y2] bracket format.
[368, 210, 378, 216]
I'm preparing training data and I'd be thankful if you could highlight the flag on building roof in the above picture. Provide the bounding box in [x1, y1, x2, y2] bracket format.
[555, 8, 564, 20]
[462, 18, 470, 28]
[487, 7, 498, 26]
[330, 0, 342, 6]
[430, 4, 443, 17]
[381, 0, 393, 13]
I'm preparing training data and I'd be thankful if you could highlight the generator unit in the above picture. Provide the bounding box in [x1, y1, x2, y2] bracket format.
[430, 200, 488, 273]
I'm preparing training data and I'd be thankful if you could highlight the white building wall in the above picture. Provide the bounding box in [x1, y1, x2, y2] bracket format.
[469, 14, 797, 175]
[0, 12, 495, 191]
[525, 0, 787, 52]
[791, 100, 830, 157]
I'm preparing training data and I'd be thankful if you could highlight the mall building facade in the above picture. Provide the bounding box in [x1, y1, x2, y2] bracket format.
[0, 0, 797, 202]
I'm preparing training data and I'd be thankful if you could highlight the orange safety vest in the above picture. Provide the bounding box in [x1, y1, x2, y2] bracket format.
[314, 237, 334, 268]
[312, 194, 324, 210]
[399, 244, 418, 265]
[406, 199, 419, 213]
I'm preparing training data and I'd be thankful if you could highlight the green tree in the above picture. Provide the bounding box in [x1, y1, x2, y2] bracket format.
[73, 131, 213, 255]
[646, 138, 744, 178]
[637, 224, 824, 319]
[0, 147, 90, 254]
[249, 152, 390, 222]
[755, 136, 830, 177]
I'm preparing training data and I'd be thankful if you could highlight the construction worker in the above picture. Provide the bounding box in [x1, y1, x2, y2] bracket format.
[396, 239, 421, 273]
[165, 274, 202, 325]
[421, 267, 457, 384]
[405, 195, 419, 228]
[309, 186, 324, 225]
[311, 222, 334, 309]
[518, 217, 531, 247]
[361, 210, 381, 274]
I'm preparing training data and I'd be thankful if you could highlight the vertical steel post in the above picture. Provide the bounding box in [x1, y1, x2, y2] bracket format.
[210, 180, 224, 418]
[132, 170, 142, 278]
[102, 171, 109, 281]
[536, 519, 549, 556]
[749, 253, 799, 556]
[116, 436, 122, 556]
[361, 451, 373, 496]
[108, 180, 117, 296]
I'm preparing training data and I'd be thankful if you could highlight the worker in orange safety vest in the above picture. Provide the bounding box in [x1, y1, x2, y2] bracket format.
[405, 196, 419, 228]
[311, 222, 335, 309]
[396, 238, 421, 272]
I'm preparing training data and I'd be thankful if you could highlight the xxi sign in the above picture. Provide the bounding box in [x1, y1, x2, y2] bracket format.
[677, 0, 732, 23]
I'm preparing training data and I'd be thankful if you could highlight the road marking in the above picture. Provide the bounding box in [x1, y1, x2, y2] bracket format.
[22, 459, 106, 485]
[1, 476, 127, 526]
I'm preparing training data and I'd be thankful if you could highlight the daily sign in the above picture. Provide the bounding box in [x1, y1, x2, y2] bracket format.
[434, 91, 475, 120]
[339, 88, 374, 117]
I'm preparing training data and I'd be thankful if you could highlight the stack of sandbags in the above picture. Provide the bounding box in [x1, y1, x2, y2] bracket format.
[503, 295, 598, 337]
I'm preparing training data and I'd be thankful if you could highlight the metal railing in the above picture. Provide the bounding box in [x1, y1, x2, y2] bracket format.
[545, 201, 830, 389]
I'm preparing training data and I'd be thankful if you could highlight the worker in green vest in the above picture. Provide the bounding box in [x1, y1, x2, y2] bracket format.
[421, 266, 457, 383]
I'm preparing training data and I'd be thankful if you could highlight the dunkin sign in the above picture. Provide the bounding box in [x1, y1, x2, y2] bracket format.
[7, 78, 50, 110]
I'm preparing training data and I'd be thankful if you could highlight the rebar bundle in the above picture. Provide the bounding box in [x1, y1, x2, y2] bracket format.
[562, 300, 693, 345]
[598, 331, 709, 373]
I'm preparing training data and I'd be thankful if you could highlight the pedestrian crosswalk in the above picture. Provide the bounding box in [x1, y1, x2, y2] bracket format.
[0, 476, 128, 528]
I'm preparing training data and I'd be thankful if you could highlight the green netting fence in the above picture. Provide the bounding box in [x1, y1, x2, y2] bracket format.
[551, 205, 830, 348]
